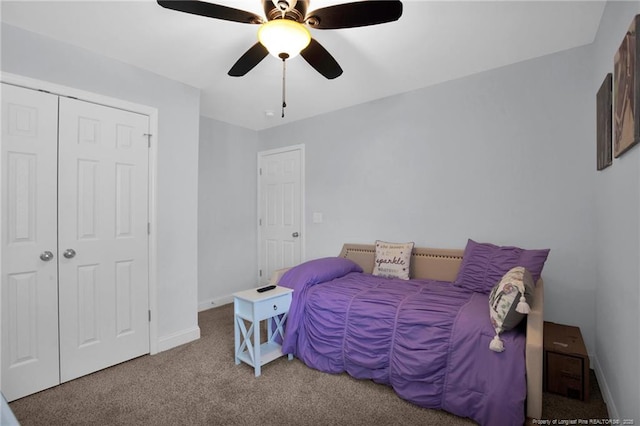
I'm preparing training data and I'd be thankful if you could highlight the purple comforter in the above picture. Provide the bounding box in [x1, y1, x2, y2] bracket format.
[279, 257, 526, 426]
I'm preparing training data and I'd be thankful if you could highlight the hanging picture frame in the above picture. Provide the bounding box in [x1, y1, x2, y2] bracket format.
[613, 14, 640, 158]
[597, 73, 612, 170]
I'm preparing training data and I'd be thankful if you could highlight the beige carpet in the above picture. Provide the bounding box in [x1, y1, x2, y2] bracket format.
[10, 303, 609, 425]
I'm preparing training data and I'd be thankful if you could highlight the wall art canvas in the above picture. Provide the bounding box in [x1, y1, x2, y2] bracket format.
[597, 73, 612, 170]
[614, 14, 640, 158]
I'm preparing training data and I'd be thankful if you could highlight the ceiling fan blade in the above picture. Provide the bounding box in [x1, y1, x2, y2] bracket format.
[306, 0, 402, 29]
[301, 38, 343, 80]
[157, 1, 263, 24]
[228, 42, 269, 77]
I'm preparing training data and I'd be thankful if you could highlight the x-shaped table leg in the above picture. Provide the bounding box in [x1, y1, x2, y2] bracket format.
[235, 317, 255, 365]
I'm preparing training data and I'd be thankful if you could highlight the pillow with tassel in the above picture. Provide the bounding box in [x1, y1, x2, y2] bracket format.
[488, 266, 534, 352]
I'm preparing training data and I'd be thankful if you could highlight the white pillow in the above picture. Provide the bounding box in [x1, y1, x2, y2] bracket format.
[372, 240, 414, 280]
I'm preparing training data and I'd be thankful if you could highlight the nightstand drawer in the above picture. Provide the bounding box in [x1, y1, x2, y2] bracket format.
[546, 352, 586, 400]
[254, 293, 292, 321]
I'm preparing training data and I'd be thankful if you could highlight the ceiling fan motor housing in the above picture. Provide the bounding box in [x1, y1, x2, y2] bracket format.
[274, 0, 295, 12]
[265, 0, 307, 22]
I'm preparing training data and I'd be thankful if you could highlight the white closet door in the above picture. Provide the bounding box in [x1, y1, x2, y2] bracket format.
[57, 97, 150, 382]
[1, 83, 60, 401]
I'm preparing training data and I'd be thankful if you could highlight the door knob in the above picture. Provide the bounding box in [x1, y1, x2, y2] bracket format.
[292, 232, 299, 238]
[40, 251, 54, 261]
[63, 248, 76, 259]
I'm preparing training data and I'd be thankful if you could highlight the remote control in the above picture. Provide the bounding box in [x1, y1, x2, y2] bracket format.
[257, 285, 276, 293]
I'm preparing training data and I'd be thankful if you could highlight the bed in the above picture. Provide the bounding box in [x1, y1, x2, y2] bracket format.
[269, 242, 545, 425]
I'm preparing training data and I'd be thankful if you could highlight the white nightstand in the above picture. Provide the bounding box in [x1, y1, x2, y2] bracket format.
[233, 286, 294, 376]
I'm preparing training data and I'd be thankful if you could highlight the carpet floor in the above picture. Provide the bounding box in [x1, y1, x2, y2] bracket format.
[9, 303, 609, 425]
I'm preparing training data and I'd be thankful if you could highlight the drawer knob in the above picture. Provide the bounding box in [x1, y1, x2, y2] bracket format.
[273, 304, 277, 310]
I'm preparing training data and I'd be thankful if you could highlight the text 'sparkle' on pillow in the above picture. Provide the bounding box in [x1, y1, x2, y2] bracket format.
[372, 240, 414, 280]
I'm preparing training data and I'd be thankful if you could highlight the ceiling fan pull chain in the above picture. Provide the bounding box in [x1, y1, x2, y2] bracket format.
[281, 57, 287, 118]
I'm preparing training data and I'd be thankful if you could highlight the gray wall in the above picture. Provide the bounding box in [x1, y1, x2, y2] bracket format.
[198, 116, 259, 309]
[592, 1, 640, 420]
[1, 24, 201, 345]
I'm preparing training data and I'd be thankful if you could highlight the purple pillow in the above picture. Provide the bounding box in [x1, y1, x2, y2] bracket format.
[453, 239, 549, 294]
[278, 257, 363, 291]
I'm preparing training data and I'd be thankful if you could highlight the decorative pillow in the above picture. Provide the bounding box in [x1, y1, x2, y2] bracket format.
[488, 266, 534, 352]
[453, 239, 549, 294]
[372, 240, 414, 280]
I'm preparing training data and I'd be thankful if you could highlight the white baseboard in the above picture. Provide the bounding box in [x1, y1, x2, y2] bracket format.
[592, 355, 618, 419]
[198, 295, 234, 312]
[157, 326, 201, 353]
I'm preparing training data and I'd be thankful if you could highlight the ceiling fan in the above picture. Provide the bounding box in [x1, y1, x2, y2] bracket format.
[157, 0, 403, 80]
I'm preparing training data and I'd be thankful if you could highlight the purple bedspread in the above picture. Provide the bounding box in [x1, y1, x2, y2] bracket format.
[279, 258, 526, 426]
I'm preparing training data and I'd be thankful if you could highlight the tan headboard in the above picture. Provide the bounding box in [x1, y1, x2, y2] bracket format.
[339, 243, 464, 282]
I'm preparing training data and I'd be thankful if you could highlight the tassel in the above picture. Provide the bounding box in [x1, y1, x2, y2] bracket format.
[516, 294, 530, 314]
[489, 334, 504, 352]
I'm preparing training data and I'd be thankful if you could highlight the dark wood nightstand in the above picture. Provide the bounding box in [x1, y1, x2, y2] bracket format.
[543, 321, 589, 401]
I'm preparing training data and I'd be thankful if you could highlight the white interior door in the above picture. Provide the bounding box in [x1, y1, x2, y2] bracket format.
[258, 147, 303, 285]
[57, 97, 150, 382]
[1, 83, 60, 400]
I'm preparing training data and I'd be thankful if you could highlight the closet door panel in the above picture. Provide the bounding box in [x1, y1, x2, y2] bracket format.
[57, 97, 150, 382]
[1, 83, 60, 401]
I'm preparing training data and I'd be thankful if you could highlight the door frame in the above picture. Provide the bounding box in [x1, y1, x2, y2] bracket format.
[0, 72, 160, 356]
[257, 144, 306, 284]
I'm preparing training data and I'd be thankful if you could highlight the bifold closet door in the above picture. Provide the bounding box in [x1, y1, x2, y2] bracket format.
[1, 83, 61, 401]
[57, 97, 150, 383]
[1, 84, 151, 400]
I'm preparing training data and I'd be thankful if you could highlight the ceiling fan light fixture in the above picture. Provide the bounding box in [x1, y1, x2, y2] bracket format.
[258, 19, 311, 59]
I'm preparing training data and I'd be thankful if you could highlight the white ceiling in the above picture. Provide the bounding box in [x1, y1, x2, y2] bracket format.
[1, 0, 606, 130]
